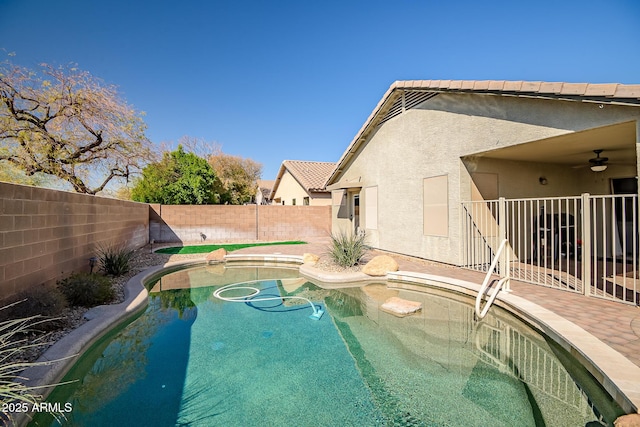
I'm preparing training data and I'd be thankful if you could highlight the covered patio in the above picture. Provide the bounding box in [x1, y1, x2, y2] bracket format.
[461, 120, 639, 305]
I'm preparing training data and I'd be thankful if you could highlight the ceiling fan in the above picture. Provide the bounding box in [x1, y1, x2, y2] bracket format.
[588, 149, 608, 172]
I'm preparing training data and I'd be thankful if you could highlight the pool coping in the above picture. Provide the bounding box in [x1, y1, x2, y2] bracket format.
[17, 254, 640, 424]
[14, 259, 204, 426]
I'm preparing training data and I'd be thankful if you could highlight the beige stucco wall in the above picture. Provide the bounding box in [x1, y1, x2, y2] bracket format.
[272, 170, 331, 206]
[332, 93, 640, 265]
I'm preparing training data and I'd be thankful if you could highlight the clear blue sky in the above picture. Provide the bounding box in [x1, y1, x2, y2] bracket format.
[1, 0, 639, 181]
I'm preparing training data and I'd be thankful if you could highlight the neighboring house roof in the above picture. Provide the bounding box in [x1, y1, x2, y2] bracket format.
[257, 180, 274, 199]
[326, 79, 640, 185]
[272, 160, 337, 196]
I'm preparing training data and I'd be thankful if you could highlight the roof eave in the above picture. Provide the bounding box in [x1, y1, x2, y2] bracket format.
[270, 162, 289, 196]
[326, 79, 640, 186]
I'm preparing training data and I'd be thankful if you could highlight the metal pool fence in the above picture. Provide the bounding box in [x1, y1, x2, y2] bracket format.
[461, 194, 639, 306]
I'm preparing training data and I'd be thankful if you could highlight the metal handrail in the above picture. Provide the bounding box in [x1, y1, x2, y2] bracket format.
[475, 238, 510, 319]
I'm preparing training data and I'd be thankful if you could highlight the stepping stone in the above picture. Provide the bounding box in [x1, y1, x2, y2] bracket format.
[380, 296, 422, 317]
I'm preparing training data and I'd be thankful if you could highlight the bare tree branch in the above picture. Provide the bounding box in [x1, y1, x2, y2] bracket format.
[0, 60, 154, 194]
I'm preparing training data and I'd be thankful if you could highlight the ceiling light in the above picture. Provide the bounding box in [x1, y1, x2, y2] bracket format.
[590, 164, 607, 172]
[589, 149, 608, 172]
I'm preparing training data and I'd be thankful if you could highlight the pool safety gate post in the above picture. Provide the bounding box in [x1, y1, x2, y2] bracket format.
[498, 197, 511, 293]
[581, 193, 592, 297]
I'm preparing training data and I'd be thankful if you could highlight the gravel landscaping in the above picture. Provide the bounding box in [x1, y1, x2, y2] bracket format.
[7, 246, 204, 365]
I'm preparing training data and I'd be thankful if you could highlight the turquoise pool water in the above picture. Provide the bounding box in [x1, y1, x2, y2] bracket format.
[33, 265, 623, 426]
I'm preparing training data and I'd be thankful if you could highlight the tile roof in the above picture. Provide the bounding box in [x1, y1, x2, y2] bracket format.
[326, 79, 640, 185]
[272, 160, 336, 195]
[390, 80, 640, 101]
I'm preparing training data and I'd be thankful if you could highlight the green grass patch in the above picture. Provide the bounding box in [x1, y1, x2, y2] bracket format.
[154, 241, 307, 255]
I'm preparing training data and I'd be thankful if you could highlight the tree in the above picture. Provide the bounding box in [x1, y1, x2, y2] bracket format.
[0, 161, 48, 187]
[131, 146, 216, 204]
[0, 60, 154, 194]
[208, 152, 262, 204]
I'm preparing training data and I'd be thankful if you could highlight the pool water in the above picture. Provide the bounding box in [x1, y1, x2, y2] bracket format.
[33, 265, 624, 426]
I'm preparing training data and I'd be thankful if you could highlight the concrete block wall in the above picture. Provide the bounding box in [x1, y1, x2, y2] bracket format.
[1, 185, 329, 302]
[258, 206, 331, 240]
[150, 205, 257, 242]
[150, 205, 331, 243]
[1, 182, 149, 301]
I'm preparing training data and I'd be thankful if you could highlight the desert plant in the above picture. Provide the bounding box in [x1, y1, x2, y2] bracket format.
[96, 243, 134, 276]
[328, 230, 368, 268]
[0, 286, 68, 332]
[0, 303, 71, 425]
[58, 273, 114, 308]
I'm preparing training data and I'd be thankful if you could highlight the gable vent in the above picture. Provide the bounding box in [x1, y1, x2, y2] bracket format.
[404, 91, 438, 110]
[378, 91, 438, 126]
[378, 96, 404, 125]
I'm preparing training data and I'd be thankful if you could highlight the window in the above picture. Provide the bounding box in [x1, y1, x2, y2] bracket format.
[303, 197, 310, 205]
[292, 199, 296, 205]
[423, 175, 448, 236]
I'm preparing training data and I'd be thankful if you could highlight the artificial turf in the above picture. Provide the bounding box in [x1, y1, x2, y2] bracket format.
[154, 240, 306, 255]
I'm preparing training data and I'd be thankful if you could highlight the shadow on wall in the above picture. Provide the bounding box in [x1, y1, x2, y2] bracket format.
[336, 190, 349, 219]
[149, 204, 182, 244]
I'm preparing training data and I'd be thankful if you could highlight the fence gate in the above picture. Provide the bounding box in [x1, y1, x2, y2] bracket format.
[461, 194, 639, 306]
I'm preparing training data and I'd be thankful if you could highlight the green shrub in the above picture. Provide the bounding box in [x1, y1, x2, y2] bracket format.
[328, 231, 368, 268]
[58, 273, 115, 308]
[0, 286, 68, 332]
[97, 243, 134, 276]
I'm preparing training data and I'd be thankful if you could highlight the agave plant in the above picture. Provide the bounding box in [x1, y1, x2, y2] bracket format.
[96, 243, 134, 276]
[328, 230, 368, 268]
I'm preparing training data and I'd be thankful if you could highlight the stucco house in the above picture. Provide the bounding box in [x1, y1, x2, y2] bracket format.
[271, 160, 336, 206]
[326, 79, 640, 305]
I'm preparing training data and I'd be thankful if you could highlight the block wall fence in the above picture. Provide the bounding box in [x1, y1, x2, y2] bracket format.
[1, 182, 331, 301]
[149, 204, 331, 243]
[0, 182, 149, 301]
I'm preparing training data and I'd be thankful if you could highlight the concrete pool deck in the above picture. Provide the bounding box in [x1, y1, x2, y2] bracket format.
[228, 238, 640, 414]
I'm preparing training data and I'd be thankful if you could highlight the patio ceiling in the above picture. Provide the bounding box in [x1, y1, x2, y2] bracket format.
[464, 121, 637, 168]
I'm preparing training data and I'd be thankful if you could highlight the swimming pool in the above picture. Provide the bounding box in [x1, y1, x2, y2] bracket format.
[33, 264, 623, 426]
